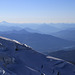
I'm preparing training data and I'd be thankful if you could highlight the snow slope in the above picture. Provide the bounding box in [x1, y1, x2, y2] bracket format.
[0, 36, 75, 75]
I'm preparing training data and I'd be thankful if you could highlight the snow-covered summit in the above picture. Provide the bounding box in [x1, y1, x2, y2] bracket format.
[0, 21, 8, 24]
[0, 36, 75, 75]
[0, 36, 32, 53]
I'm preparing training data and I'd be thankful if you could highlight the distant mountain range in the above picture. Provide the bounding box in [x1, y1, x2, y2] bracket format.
[52, 28, 75, 41]
[0, 21, 75, 52]
[0, 29, 75, 52]
[50, 23, 75, 29]
[34, 24, 61, 34]
[0, 21, 60, 34]
[0, 21, 22, 31]
[1, 21, 75, 35]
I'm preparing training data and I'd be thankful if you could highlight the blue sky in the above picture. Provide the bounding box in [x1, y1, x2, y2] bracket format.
[0, 0, 75, 23]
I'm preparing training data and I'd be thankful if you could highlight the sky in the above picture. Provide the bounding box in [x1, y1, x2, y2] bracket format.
[0, 0, 75, 23]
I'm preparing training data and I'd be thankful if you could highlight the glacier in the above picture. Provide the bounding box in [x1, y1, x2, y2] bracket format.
[0, 36, 75, 75]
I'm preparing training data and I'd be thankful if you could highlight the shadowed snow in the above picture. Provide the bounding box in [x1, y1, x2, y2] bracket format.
[0, 36, 74, 75]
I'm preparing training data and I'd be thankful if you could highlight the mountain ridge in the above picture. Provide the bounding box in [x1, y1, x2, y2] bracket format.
[0, 30, 75, 52]
[52, 29, 75, 41]
[0, 36, 75, 75]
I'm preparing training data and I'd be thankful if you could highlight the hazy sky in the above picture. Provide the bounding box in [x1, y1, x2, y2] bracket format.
[0, 0, 75, 23]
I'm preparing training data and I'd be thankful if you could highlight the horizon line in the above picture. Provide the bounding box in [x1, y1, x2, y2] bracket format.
[0, 21, 75, 24]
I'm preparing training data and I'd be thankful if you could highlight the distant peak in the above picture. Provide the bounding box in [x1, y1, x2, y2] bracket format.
[0, 21, 8, 24]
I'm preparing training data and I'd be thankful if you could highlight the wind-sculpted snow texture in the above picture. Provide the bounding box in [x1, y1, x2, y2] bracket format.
[0, 36, 75, 75]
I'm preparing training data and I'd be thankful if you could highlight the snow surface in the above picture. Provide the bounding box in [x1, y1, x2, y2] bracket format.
[0, 36, 75, 75]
